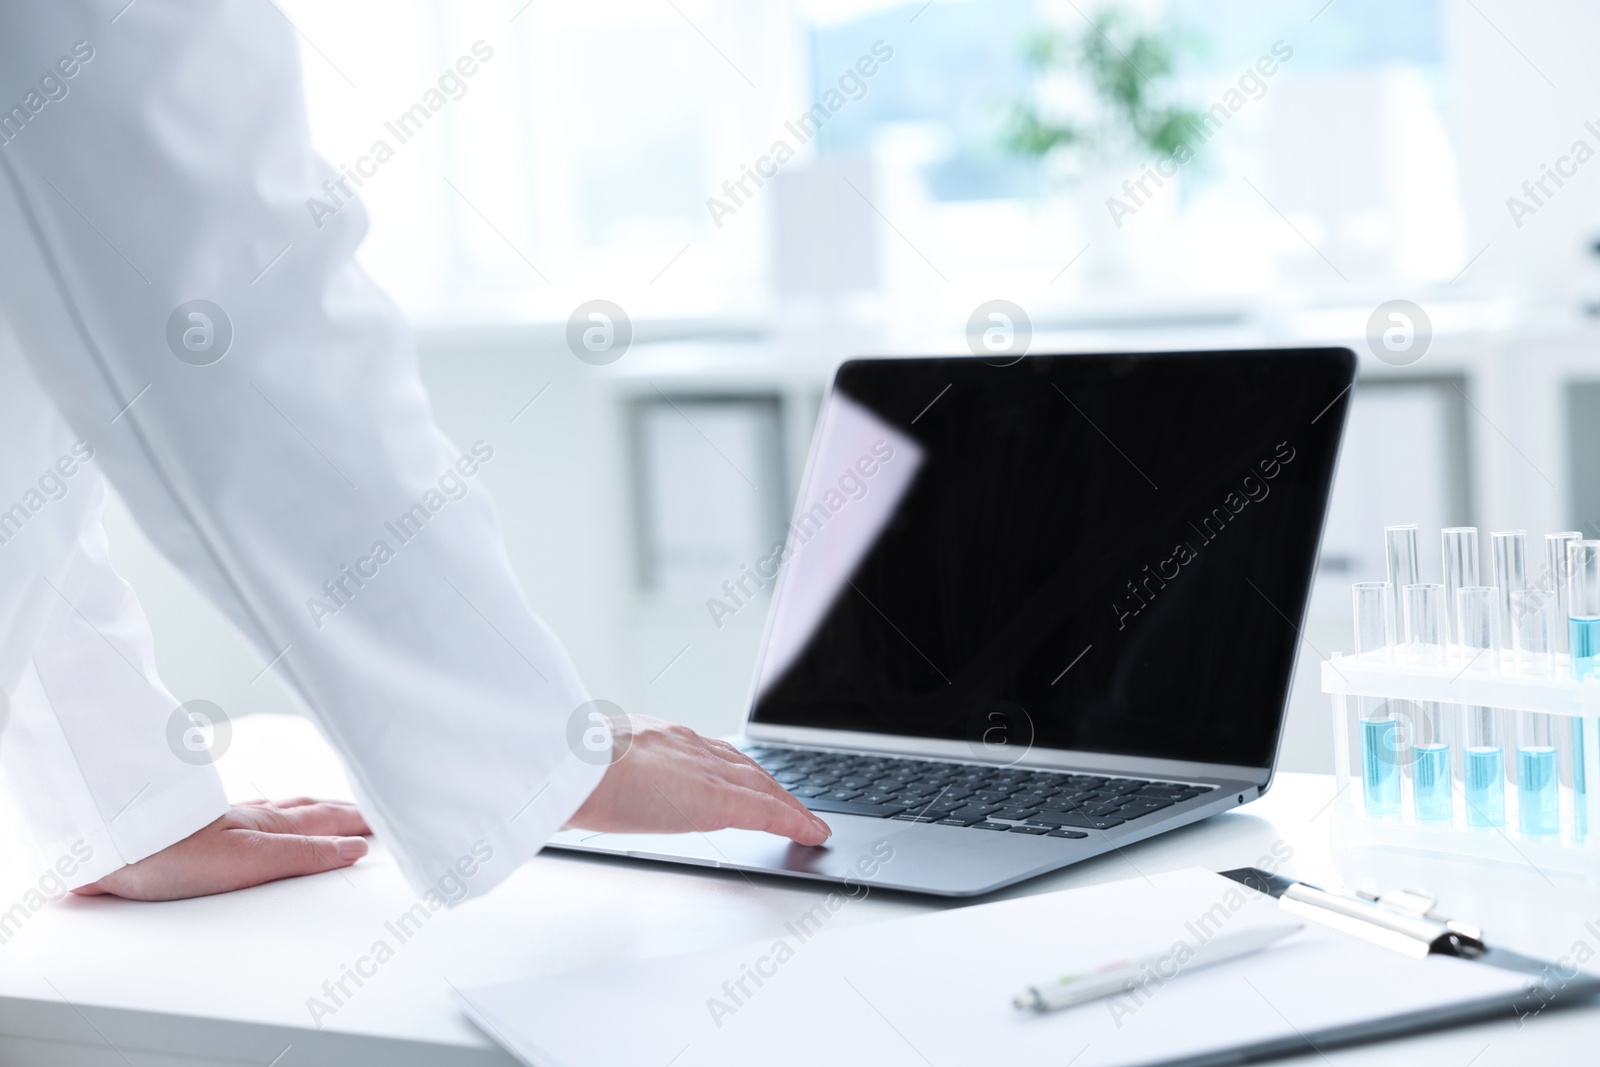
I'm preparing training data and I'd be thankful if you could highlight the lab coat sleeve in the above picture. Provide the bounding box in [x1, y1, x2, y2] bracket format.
[0, 474, 229, 888]
[0, 2, 608, 899]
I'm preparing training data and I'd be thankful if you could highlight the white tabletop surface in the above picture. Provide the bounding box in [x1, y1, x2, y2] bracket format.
[2, 713, 1597, 1067]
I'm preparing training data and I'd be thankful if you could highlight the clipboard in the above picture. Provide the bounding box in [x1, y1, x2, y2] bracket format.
[1154, 866, 1600, 1067]
[455, 867, 1600, 1067]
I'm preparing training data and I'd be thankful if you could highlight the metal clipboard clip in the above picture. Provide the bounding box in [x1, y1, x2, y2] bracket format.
[1222, 868, 1488, 960]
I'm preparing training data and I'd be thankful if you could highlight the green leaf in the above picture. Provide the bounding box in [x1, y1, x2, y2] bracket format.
[1004, 2, 1204, 176]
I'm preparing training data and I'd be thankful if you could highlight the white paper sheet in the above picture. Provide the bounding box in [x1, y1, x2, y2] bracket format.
[455, 868, 1534, 1067]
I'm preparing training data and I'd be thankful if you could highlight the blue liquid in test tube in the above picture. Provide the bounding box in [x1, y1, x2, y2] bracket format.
[1412, 743, 1452, 820]
[1510, 589, 1560, 837]
[1361, 718, 1400, 814]
[1572, 616, 1600, 680]
[1353, 581, 1397, 814]
[1457, 584, 1505, 828]
[1567, 541, 1600, 839]
[1517, 746, 1559, 835]
[1465, 745, 1506, 827]
[1402, 578, 1450, 822]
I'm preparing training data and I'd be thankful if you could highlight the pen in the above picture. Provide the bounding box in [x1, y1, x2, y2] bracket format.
[1012, 922, 1305, 1012]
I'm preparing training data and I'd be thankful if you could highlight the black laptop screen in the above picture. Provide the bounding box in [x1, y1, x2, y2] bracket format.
[747, 349, 1355, 771]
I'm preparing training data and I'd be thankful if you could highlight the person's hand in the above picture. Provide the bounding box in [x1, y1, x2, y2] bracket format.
[72, 798, 372, 901]
[564, 715, 831, 846]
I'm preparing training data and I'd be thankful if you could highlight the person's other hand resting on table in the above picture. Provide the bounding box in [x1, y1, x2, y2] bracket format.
[74, 715, 830, 901]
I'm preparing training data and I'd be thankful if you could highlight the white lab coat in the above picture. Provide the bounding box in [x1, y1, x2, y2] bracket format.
[0, 2, 607, 899]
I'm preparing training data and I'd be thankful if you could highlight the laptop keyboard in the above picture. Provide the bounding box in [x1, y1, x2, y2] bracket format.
[747, 746, 1216, 839]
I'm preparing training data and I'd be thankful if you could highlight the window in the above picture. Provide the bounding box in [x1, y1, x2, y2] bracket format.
[282, 0, 792, 323]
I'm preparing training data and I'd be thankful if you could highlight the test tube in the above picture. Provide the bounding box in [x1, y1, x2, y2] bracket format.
[1442, 527, 1480, 648]
[1548, 532, 1586, 838]
[1568, 540, 1600, 679]
[1385, 525, 1420, 652]
[1404, 583, 1451, 820]
[1491, 531, 1527, 652]
[1456, 586, 1499, 673]
[1511, 589, 1559, 835]
[1457, 586, 1505, 827]
[1354, 582, 1399, 815]
[1568, 541, 1600, 840]
[1510, 589, 1554, 676]
[1517, 716, 1560, 836]
[1545, 532, 1582, 653]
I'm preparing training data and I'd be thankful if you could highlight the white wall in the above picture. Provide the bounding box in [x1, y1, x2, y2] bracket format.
[1448, 0, 1600, 306]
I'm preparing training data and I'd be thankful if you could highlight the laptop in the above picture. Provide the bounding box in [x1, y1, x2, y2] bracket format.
[548, 347, 1357, 896]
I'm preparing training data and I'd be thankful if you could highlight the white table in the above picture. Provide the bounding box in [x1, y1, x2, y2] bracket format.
[2, 714, 1596, 1066]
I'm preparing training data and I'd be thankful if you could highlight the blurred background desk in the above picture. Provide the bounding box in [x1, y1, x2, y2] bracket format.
[103, 310, 1600, 783]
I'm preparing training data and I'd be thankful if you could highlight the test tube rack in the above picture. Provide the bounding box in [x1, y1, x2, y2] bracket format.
[1325, 653, 1599, 877]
